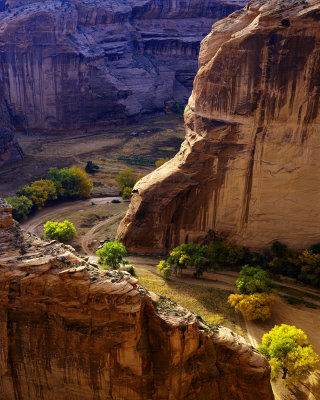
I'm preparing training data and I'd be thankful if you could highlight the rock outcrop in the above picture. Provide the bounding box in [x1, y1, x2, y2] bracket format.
[0, 0, 246, 133]
[0, 205, 274, 400]
[118, 0, 320, 253]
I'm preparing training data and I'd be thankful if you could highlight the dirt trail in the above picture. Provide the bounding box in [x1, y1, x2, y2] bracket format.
[81, 212, 126, 254]
[21, 196, 122, 235]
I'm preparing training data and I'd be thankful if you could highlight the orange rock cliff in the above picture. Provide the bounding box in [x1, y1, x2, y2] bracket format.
[118, 0, 320, 253]
[0, 203, 274, 399]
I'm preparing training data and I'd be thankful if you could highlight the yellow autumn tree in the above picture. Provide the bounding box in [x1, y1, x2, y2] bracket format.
[228, 293, 275, 321]
[70, 166, 93, 198]
[258, 324, 319, 386]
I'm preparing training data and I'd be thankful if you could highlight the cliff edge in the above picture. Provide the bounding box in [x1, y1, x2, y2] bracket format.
[118, 0, 320, 253]
[0, 203, 273, 400]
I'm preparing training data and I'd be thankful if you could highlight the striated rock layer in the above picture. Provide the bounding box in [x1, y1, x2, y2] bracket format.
[0, 88, 23, 167]
[118, 0, 320, 253]
[0, 207, 274, 399]
[0, 0, 245, 133]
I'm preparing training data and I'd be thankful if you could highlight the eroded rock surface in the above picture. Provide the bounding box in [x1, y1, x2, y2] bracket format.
[0, 206, 273, 399]
[0, 0, 245, 133]
[0, 90, 23, 167]
[119, 0, 320, 253]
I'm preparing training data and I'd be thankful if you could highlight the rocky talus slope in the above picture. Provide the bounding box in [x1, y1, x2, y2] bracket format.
[118, 0, 320, 253]
[0, 0, 246, 133]
[0, 204, 273, 399]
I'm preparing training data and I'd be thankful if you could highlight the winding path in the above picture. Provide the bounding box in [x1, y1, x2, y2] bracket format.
[21, 196, 122, 234]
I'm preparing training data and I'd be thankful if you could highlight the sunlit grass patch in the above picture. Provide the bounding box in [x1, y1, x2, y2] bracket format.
[135, 267, 245, 336]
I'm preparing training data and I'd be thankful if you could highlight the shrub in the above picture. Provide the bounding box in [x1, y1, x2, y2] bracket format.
[121, 186, 132, 200]
[157, 260, 172, 279]
[258, 324, 319, 386]
[236, 265, 273, 294]
[96, 241, 127, 269]
[115, 168, 138, 192]
[6, 196, 33, 221]
[297, 250, 320, 287]
[155, 158, 170, 168]
[126, 265, 136, 276]
[228, 293, 275, 321]
[85, 160, 99, 174]
[18, 179, 57, 209]
[310, 243, 320, 254]
[44, 220, 76, 243]
[271, 241, 288, 258]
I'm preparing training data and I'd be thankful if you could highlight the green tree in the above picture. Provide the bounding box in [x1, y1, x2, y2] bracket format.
[236, 265, 273, 294]
[18, 179, 57, 209]
[96, 241, 127, 269]
[258, 324, 319, 385]
[6, 196, 33, 221]
[44, 220, 76, 243]
[121, 186, 132, 200]
[115, 168, 138, 192]
[155, 158, 170, 168]
[167, 243, 208, 278]
[207, 241, 245, 269]
[47, 166, 92, 199]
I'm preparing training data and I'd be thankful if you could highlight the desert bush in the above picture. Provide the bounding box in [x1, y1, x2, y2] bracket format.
[6, 196, 33, 221]
[115, 168, 138, 192]
[44, 220, 76, 243]
[121, 186, 132, 200]
[228, 293, 275, 321]
[85, 160, 99, 174]
[96, 241, 127, 269]
[258, 324, 319, 386]
[157, 260, 172, 279]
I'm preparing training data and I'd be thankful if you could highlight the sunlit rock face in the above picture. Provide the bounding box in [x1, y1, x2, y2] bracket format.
[0, 205, 274, 400]
[118, 0, 320, 253]
[0, 0, 245, 133]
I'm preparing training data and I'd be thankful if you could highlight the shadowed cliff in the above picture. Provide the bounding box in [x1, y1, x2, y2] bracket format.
[0, 0, 246, 133]
[118, 0, 320, 253]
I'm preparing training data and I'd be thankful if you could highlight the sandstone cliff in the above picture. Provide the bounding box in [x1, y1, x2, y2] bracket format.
[0, 205, 273, 399]
[118, 0, 320, 253]
[0, 90, 23, 167]
[0, 0, 245, 133]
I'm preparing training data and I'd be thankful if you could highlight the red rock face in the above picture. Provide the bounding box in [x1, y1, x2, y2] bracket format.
[0, 90, 23, 167]
[0, 212, 274, 400]
[0, 0, 246, 133]
[118, 0, 320, 253]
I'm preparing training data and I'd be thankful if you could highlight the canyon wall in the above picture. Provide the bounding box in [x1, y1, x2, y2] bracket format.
[0, 205, 274, 400]
[0, 0, 245, 133]
[0, 90, 23, 167]
[118, 0, 320, 253]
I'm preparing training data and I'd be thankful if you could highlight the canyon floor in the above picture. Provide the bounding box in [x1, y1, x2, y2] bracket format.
[0, 114, 185, 197]
[20, 197, 320, 400]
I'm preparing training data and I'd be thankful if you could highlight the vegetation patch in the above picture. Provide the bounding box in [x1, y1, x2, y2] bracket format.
[135, 267, 244, 336]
